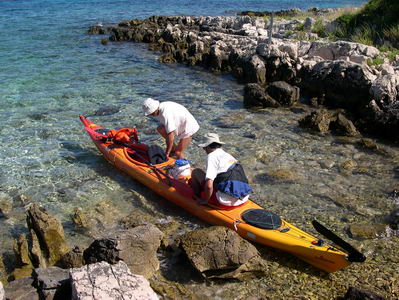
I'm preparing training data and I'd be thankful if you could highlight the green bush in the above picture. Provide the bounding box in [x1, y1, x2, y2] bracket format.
[367, 57, 385, 66]
[332, 0, 399, 47]
[295, 22, 304, 31]
[383, 24, 399, 47]
[386, 50, 399, 62]
[284, 30, 294, 38]
[312, 19, 326, 37]
[351, 24, 375, 45]
[335, 13, 356, 27]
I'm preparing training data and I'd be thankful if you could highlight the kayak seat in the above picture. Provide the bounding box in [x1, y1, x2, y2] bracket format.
[241, 209, 282, 229]
[126, 148, 150, 164]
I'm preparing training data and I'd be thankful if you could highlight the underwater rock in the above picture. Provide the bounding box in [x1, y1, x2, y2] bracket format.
[332, 113, 360, 137]
[149, 274, 195, 300]
[26, 203, 70, 267]
[298, 109, 334, 133]
[10, 266, 34, 281]
[348, 223, 390, 239]
[340, 160, 358, 172]
[119, 210, 158, 229]
[0, 192, 12, 218]
[71, 207, 92, 232]
[260, 169, 301, 183]
[342, 286, 387, 300]
[93, 106, 120, 116]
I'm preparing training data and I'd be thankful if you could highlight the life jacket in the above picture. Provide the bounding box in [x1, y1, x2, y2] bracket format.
[214, 163, 252, 199]
[107, 128, 138, 143]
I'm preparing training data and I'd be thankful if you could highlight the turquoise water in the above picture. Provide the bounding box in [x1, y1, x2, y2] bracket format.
[1, 0, 382, 251]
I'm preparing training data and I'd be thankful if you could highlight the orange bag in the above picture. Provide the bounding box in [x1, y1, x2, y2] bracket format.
[107, 128, 138, 143]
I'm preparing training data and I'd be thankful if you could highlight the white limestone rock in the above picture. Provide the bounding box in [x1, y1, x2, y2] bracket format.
[0, 282, 4, 300]
[70, 261, 158, 300]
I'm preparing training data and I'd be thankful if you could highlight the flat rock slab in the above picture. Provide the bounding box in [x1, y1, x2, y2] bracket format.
[70, 261, 158, 300]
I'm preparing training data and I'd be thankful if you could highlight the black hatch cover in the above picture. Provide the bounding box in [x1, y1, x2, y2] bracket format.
[241, 209, 282, 229]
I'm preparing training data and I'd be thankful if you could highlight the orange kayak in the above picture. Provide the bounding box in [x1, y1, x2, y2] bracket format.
[80, 115, 365, 273]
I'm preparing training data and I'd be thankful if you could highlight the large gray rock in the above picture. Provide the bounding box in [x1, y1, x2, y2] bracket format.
[266, 81, 299, 106]
[306, 41, 380, 61]
[83, 225, 163, 278]
[244, 83, 280, 108]
[299, 60, 375, 111]
[4, 277, 39, 300]
[33, 266, 71, 300]
[70, 261, 158, 300]
[370, 73, 399, 103]
[179, 226, 265, 279]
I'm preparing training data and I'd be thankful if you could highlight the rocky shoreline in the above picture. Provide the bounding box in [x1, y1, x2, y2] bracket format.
[1, 203, 396, 299]
[2, 12, 399, 300]
[89, 14, 399, 142]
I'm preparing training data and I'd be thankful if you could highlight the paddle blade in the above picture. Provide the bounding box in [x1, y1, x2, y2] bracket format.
[312, 220, 366, 263]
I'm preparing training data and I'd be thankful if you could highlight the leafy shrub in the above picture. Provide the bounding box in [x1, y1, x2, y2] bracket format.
[385, 49, 399, 61]
[383, 24, 399, 47]
[332, 0, 399, 48]
[351, 24, 375, 45]
[367, 57, 385, 66]
[295, 22, 304, 31]
[312, 19, 327, 37]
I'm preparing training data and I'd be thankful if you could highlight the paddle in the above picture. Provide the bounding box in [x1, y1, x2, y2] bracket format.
[312, 220, 366, 263]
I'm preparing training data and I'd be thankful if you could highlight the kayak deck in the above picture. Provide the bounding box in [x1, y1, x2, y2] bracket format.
[80, 115, 352, 273]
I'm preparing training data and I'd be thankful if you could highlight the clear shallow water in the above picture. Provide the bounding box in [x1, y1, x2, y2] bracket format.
[3, 0, 394, 261]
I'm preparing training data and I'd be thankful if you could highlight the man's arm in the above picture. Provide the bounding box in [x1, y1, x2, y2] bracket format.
[195, 179, 213, 205]
[165, 130, 175, 157]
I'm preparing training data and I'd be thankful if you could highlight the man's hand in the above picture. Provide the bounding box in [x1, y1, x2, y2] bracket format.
[193, 195, 208, 205]
[165, 131, 175, 158]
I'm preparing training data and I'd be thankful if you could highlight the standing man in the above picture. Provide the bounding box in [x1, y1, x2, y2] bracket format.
[142, 98, 199, 158]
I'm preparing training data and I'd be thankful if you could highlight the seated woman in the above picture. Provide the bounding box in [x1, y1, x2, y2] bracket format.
[191, 133, 252, 209]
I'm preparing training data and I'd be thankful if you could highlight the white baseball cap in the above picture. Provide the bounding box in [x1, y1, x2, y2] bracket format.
[198, 133, 225, 148]
[142, 98, 160, 116]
